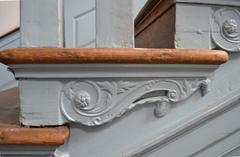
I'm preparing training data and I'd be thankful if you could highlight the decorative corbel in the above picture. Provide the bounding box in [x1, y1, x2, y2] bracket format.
[60, 79, 209, 126]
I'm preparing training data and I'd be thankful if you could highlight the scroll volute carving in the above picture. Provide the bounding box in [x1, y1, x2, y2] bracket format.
[60, 79, 209, 126]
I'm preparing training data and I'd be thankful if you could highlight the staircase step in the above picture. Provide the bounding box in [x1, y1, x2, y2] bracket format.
[0, 88, 69, 145]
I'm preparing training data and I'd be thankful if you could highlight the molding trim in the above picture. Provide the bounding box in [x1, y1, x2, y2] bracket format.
[176, 0, 240, 7]
[60, 79, 208, 126]
[219, 144, 240, 157]
[189, 128, 240, 157]
[123, 88, 240, 157]
[10, 64, 218, 78]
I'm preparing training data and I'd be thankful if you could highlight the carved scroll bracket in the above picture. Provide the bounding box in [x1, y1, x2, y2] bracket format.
[211, 8, 240, 52]
[60, 79, 209, 126]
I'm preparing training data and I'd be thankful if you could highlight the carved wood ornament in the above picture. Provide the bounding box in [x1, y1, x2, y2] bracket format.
[60, 79, 209, 126]
[0, 48, 228, 126]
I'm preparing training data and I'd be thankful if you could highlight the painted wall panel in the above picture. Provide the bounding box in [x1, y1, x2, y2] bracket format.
[64, 0, 96, 48]
[0, 31, 20, 91]
[0, 146, 56, 157]
[64, 0, 135, 48]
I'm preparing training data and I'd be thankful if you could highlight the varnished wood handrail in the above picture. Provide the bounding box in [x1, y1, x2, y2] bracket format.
[0, 126, 69, 145]
[0, 48, 228, 64]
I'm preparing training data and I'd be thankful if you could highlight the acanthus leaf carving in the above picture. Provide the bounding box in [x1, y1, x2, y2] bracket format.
[60, 79, 209, 126]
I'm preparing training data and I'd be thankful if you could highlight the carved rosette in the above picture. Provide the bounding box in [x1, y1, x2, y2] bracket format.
[211, 8, 240, 52]
[60, 79, 209, 126]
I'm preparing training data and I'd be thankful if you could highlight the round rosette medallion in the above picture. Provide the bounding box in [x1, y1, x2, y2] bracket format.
[211, 8, 240, 52]
[60, 81, 101, 125]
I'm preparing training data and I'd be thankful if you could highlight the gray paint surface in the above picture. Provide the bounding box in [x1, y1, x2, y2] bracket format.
[64, 0, 96, 48]
[0, 31, 19, 90]
[176, 0, 240, 6]
[0, 145, 57, 157]
[64, 0, 135, 48]
[175, 4, 212, 49]
[56, 54, 240, 157]
[96, 0, 134, 48]
[3, 0, 240, 157]
[13, 64, 214, 126]
[174, 3, 240, 52]
[21, 0, 63, 47]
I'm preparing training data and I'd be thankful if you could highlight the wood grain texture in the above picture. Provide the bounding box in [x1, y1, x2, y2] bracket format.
[0, 126, 69, 145]
[0, 88, 69, 145]
[0, 48, 228, 64]
[0, 87, 20, 128]
[134, 0, 177, 48]
[135, 6, 176, 48]
[135, 0, 174, 36]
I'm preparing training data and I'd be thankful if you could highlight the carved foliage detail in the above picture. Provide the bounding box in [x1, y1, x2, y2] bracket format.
[211, 8, 240, 52]
[60, 79, 208, 126]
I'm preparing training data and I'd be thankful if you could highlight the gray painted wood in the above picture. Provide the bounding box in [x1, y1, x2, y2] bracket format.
[136, 1, 240, 52]
[222, 145, 240, 157]
[64, 0, 96, 48]
[0, 31, 19, 91]
[139, 97, 240, 157]
[175, 3, 240, 52]
[0, 31, 20, 49]
[5, 0, 240, 157]
[96, 0, 134, 48]
[21, 0, 63, 47]
[175, 4, 212, 49]
[64, 0, 134, 48]
[0, 146, 57, 157]
[126, 85, 240, 157]
[53, 53, 240, 157]
[11, 64, 215, 126]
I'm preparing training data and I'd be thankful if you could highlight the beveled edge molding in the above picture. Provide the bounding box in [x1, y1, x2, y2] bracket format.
[60, 79, 209, 126]
[9, 64, 218, 78]
[219, 144, 240, 157]
[0, 126, 69, 145]
[0, 48, 228, 64]
[211, 8, 240, 52]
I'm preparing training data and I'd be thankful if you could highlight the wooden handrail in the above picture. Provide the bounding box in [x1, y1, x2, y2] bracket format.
[0, 126, 69, 145]
[0, 48, 228, 64]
